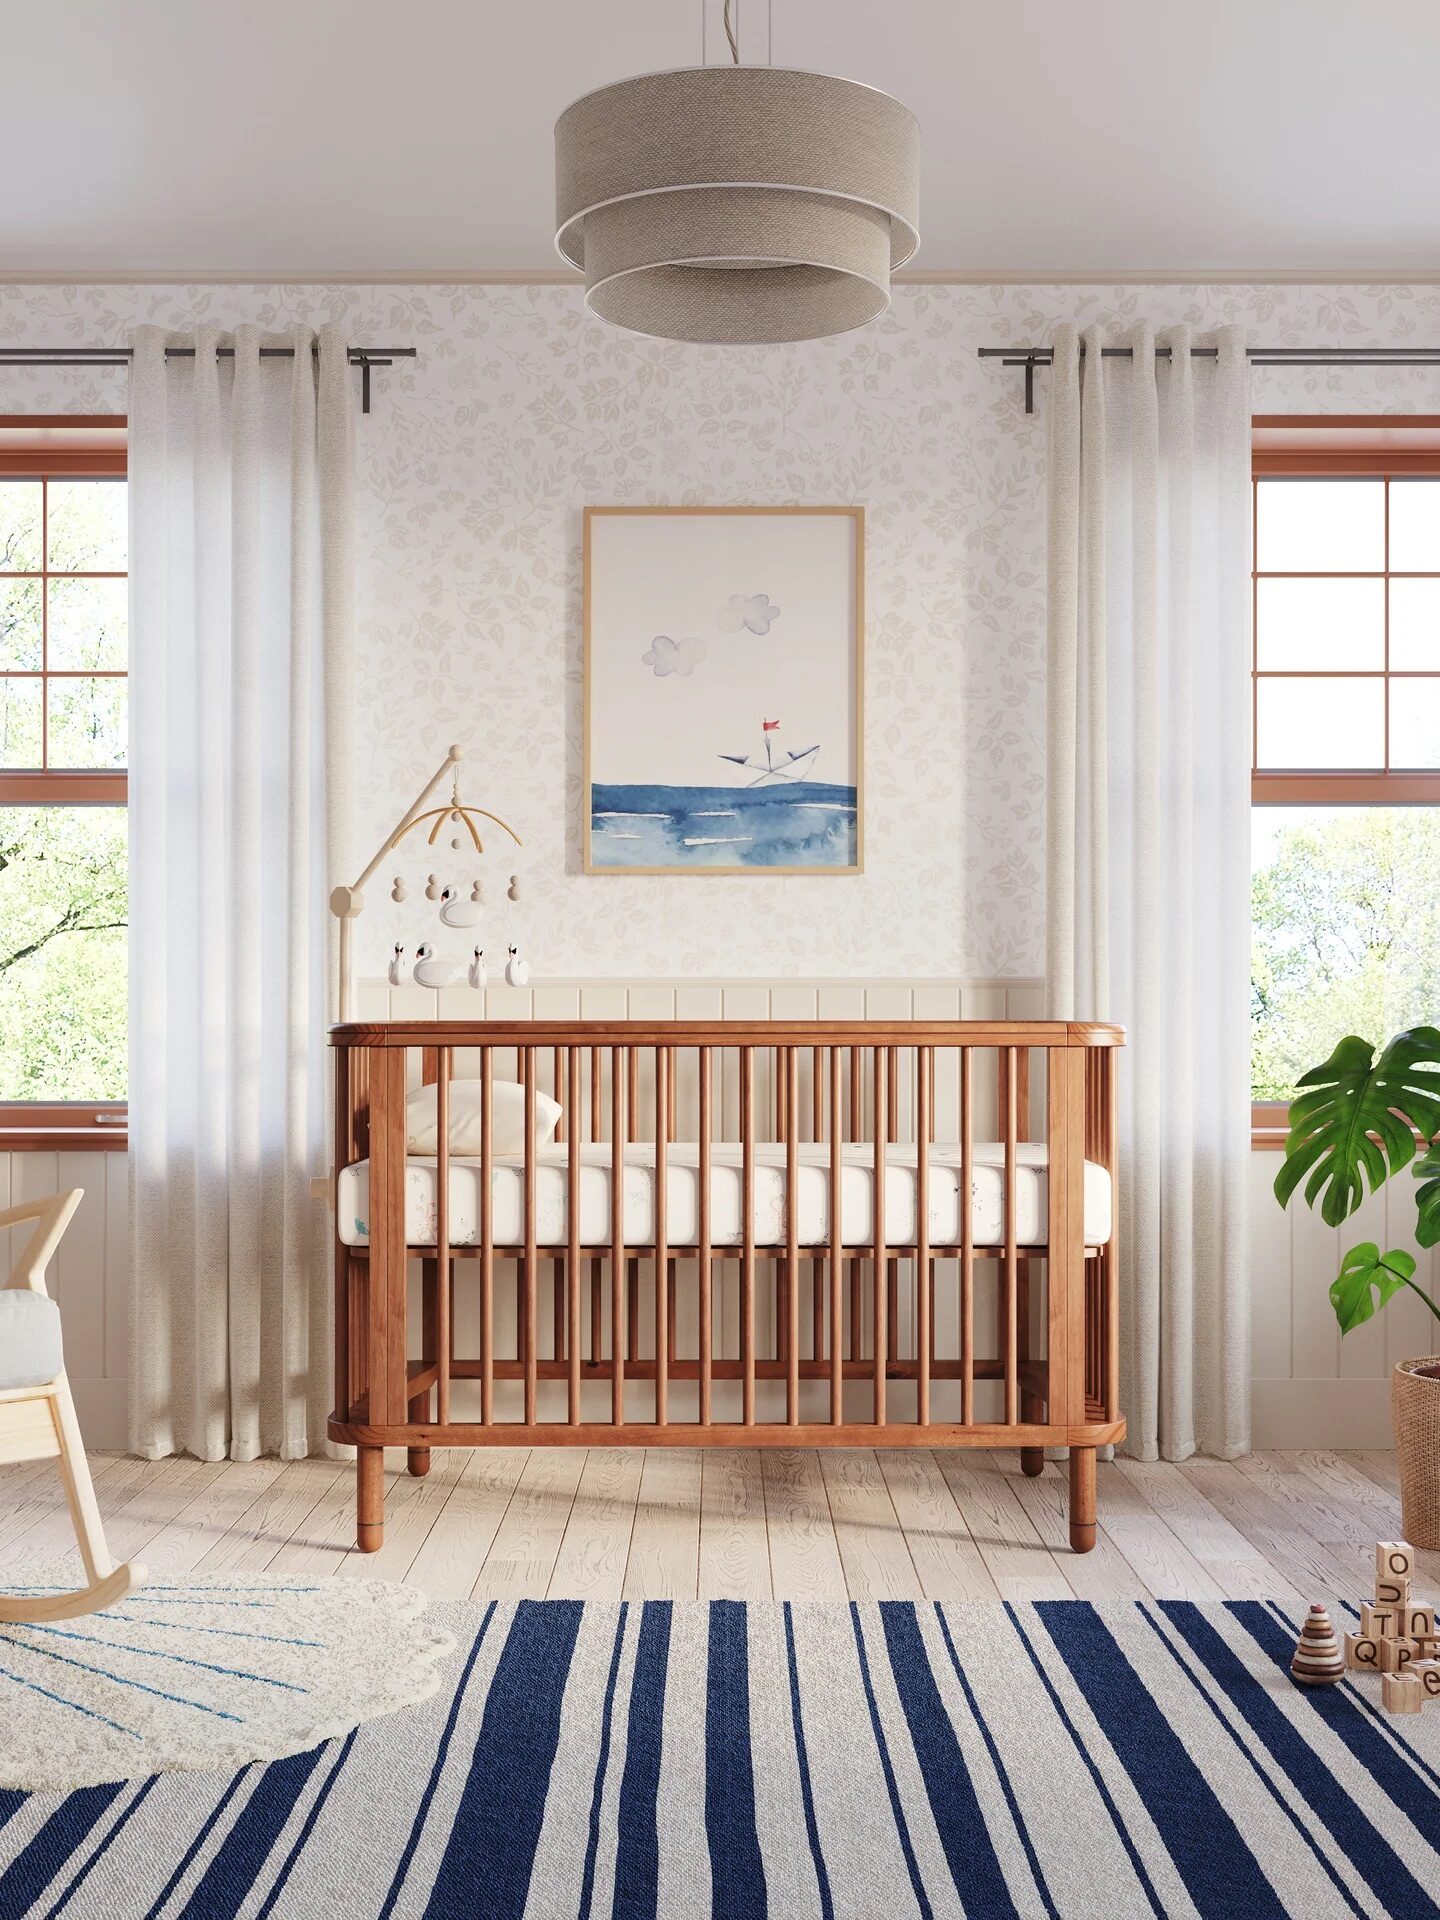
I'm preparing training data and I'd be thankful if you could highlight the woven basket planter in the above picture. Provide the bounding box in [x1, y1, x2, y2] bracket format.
[1393, 1357, 1440, 1550]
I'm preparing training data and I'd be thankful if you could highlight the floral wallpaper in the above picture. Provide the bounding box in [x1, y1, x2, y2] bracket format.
[4, 280, 1440, 979]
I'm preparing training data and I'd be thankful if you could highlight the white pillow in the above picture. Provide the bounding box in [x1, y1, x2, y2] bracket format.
[404, 1079, 562, 1157]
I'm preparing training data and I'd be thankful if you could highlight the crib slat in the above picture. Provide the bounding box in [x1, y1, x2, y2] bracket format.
[916, 1045, 931, 1427]
[480, 1045, 494, 1427]
[848, 1047, 861, 1363]
[785, 1045, 799, 1427]
[699, 1047, 713, 1428]
[741, 1046, 756, 1427]
[829, 1046, 843, 1425]
[1004, 1045, 1019, 1424]
[960, 1046, 974, 1426]
[568, 1045, 581, 1424]
[873, 1045, 888, 1426]
[437, 1046, 451, 1426]
[655, 1046, 669, 1427]
[524, 1049, 538, 1424]
[612, 1047, 626, 1425]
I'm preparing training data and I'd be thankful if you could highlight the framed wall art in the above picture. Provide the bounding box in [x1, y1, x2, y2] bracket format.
[583, 505, 863, 874]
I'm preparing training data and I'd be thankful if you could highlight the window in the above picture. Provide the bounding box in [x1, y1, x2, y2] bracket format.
[0, 420, 127, 1143]
[1251, 421, 1440, 1142]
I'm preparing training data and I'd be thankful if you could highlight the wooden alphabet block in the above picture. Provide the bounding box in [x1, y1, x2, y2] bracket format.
[1376, 1540, 1415, 1583]
[1411, 1660, 1440, 1700]
[1360, 1602, 1400, 1639]
[1344, 1632, 1381, 1672]
[1399, 1604, 1436, 1642]
[1382, 1671, 1424, 1715]
[1375, 1573, 1410, 1608]
[1378, 1636, 1420, 1674]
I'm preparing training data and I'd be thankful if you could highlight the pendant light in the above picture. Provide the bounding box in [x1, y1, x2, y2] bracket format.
[554, 1, 919, 346]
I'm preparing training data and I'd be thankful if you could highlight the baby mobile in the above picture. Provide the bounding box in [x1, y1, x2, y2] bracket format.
[328, 745, 527, 1019]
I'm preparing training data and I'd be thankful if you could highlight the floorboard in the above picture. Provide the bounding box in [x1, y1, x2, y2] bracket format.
[0, 1448, 1418, 1610]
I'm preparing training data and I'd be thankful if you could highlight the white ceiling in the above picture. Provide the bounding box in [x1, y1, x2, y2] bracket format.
[8, 0, 1440, 281]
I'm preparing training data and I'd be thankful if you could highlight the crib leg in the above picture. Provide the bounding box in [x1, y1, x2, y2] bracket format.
[1020, 1445, 1045, 1477]
[407, 1446, 431, 1477]
[1068, 1445, 1096, 1553]
[358, 1445, 385, 1551]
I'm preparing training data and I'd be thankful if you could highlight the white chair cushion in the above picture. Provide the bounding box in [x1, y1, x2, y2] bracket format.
[0, 1292, 63, 1390]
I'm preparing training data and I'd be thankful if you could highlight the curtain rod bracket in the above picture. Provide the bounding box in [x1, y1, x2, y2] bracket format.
[979, 342, 1440, 411]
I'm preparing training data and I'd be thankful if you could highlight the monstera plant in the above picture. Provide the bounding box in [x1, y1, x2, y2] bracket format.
[1274, 1028, 1440, 1335]
[1275, 1028, 1440, 1545]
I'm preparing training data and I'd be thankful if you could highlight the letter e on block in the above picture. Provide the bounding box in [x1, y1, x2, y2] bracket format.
[1382, 1671, 1423, 1715]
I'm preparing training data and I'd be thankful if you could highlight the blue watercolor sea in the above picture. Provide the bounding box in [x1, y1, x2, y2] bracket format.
[591, 782, 858, 869]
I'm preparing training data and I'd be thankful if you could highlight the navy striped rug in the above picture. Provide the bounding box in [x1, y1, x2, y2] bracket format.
[1, 1597, 1436, 1919]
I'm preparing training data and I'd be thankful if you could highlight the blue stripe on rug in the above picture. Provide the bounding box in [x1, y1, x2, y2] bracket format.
[1035, 1600, 1286, 1919]
[0, 1784, 126, 1919]
[932, 1605, 1058, 1920]
[706, 1599, 765, 1920]
[424, 1598, 584, 1920]
[878, 1601, 1014, 1917]
[379, 1605, 497, 1920]
[782, 1603, 833, 1920]
[175, 1744, 329, 1920]
[1004, 1606, 1168, 1920]
[849, 1603, 932, 1920]
[578, 1605, 630, 1920]
[612, 1600, 671, 1919]
[41, 1776, 158, 1920]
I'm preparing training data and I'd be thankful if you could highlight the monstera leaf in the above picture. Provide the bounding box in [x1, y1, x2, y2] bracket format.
[1330, 1243, 1416, 1334]
[1274, 1027, 1440, 1226]
[1414, 1147, 1440, 1249]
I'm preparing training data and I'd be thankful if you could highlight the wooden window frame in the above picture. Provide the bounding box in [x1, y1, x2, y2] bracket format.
[1252, 420, 1440, 1146]
[0, 419, 128, 1146]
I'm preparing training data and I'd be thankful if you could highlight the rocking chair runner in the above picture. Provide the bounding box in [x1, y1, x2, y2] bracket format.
[0, 1190, 143, 1622]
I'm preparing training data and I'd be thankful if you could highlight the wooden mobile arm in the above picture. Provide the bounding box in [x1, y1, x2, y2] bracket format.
[329, 745, 520, 1021]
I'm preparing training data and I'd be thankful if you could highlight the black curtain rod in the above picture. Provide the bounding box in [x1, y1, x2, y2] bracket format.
[978, 343, 1440, 414]
[0, 344, 418, 414]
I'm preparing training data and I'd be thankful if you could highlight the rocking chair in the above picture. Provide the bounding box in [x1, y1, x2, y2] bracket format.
[0, 1191, 143, 1622]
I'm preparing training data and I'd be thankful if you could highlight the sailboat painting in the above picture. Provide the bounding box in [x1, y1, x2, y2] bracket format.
[584, 507, 863, 874]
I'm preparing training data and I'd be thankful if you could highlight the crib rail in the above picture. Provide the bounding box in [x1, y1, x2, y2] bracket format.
[330, 1020, 1123, 1552]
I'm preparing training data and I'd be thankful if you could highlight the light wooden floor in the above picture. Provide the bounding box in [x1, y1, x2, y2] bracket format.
[1, 1448, 1429, 1611]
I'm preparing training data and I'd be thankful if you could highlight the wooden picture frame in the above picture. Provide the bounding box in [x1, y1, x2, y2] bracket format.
[583, 505, 864, 875]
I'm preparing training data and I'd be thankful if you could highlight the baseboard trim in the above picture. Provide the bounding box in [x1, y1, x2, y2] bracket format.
[1250, 1377, 1394, 1450]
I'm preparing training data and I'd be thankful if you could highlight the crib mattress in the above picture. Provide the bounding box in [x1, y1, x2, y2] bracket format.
[337, 1142, 1112, 1250]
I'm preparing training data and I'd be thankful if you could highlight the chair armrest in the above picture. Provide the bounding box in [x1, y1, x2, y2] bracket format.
[0, 1191, 83, 1295]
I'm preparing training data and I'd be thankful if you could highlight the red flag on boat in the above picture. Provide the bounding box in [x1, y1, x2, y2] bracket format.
[763, 718, 780, 731]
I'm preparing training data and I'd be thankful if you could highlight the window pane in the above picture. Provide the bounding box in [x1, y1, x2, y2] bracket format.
[1255, 675, 1383, 768]
[46, 479, 127, 572]
[1256, 479, 1385, 572]
[0, 806, 126, 1100]
[1255, 577, 1383, 670]
[0, 579, 43, 671]
[1253, 807, 1440, 1100]
[1389, 479, 1440, 572]
[0, 482, 42, 573]
[46, 678, 125, 768]
[1389, 577, 1440, 668]
[1389, 680, 1440, 767]
[47, 577, 126, 670]
[0, 677, 42, 767]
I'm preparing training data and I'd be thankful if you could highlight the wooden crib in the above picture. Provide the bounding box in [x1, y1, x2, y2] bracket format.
[328, 1018, 1125, 1554]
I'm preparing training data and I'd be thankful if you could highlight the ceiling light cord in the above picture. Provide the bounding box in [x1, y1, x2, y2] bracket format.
[723, 0, 740, 64]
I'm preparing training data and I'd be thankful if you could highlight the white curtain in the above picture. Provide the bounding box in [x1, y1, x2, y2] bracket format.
[1047, 322, 1252, 1461]
[128, 323, 355, 1461]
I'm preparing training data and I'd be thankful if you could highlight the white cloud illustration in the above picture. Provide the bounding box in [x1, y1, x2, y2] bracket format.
[718, 592, 781, 636]
[642, 634, 707, 678]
